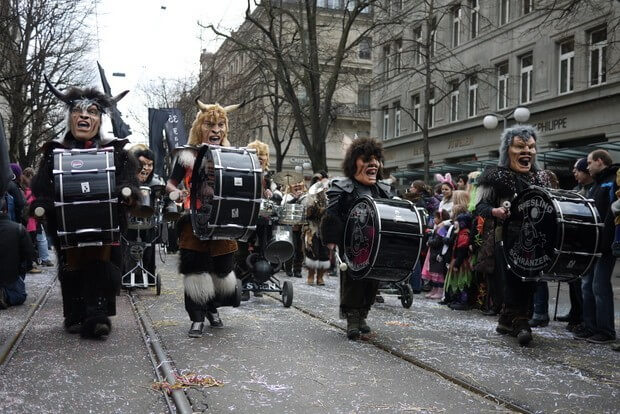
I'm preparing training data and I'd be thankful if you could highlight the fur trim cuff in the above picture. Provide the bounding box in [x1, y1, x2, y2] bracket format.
[177, 148, 197, 169]
[212, 271, 237, 297]
[305, 257, 331, 269]
[184, 273, 215, 304]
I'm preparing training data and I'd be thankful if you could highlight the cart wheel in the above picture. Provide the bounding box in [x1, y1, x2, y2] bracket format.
[281, 281, 293, 308]
[156, 273, 162, 296]
[400, 284, 413, 309]
[232, 279, 243, 307]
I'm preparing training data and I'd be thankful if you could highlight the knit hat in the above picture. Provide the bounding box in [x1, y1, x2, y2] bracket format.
[10, 163, 21, 180]
[575, 158, 588, 173]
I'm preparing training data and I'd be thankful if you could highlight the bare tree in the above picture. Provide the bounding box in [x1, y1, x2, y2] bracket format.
[0, 0, 94, 167]
[205, 0, 381, 173]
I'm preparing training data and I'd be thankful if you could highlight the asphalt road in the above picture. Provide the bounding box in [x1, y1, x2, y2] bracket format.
[0, 249, 618, 413]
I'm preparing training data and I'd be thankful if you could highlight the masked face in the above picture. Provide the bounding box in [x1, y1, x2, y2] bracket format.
[69, 104, 101, 141]
[508, 136, 537, 173]
[291, 182, 305, 197]
[354, 155, 381, 186]
[137, 156, 154, 183]
[201, 117, 227, 145]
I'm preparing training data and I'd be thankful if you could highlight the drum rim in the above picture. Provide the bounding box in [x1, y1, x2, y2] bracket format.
[502, 185, 600, 280]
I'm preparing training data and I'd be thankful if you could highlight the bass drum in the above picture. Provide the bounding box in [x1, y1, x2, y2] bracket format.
[502, 186, 602, 281]
[343, 196, 424, 282]
[53, 148, 119, 249]
[190, 145, 262, 242]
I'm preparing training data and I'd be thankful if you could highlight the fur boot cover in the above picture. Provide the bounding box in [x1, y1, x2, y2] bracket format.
[81, 314, 111, 338]
[212, 271, 237, 298]
[305, 257, 331, 270]
[184, 273, 215, 304]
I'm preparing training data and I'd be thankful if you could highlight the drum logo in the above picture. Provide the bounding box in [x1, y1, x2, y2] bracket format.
[509, 196, 551, 270]
[71, 160, 84, 169]
[346, 203, 374, 271]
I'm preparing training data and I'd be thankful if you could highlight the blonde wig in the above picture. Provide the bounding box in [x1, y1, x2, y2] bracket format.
[247, 139, 270, 170]
[451, 190, 470, 210]
[188, 100, 242, 147]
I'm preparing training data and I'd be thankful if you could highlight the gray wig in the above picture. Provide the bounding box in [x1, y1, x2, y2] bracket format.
[497, 125, 541, 171]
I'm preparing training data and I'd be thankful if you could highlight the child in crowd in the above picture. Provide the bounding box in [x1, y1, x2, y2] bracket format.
[422, 209, 451, 299]
[443, 212, 474, 310]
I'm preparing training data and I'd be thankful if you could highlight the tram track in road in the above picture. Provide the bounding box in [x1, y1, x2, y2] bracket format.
[0, 275, 57, 368]
[127, 290, 195, 414]
[263, 290, 534, 414]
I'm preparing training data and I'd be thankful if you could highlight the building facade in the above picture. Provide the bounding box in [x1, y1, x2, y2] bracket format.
[371, 0, 620, 187]
[198, 0, 374, 176]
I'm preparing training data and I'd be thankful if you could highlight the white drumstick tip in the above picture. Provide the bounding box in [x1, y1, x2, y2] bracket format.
[34, 206, 45, 217]
[339, 262, 348, 272]
[121, 187, 132, 197]
[502, 201, 511, 209]
[169, 190, 180, 201]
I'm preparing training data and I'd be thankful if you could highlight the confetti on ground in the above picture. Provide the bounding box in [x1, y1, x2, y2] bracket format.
[152, 373, 224, 394]
[385, 321, 413, 327]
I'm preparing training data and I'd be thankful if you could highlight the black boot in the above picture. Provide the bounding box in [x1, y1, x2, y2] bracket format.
[206, 306, 224, 328]
[496, 312, 513, 335]
[188, 322, 204, 338]
[346, 311, 361, 340]
[514, 318, 533, 346]
[359, 310, 371, 334]
[81, 297, 111, 339]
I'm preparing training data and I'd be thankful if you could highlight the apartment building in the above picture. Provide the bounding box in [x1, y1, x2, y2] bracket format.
[198, 0, 373, 175]
[371, 0, 620, 185]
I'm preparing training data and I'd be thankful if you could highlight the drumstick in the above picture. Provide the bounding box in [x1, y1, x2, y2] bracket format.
[34, 206, 45, 217]
[502, 200, 511, 210]
[333, 246, 348, 272]
[169, 190, 180, 201]
[121, 186, 132, 198]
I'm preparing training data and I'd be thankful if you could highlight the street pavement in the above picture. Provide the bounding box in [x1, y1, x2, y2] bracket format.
[0, 250, 619, 413]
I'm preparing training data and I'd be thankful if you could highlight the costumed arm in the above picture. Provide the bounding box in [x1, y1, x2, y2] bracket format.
[31, 144, 57, 240]
[320, 178, 351, 246]
[452, 231, 470, 269]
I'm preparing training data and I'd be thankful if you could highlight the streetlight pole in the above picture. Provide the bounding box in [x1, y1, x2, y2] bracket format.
[482, 106, 530, 130]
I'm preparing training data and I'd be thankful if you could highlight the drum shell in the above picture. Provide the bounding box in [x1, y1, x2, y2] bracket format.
[343, 197, 423, 282]
[163, 199, 182, 222]
[132, 186, 154, 218]
[53, 149, 119, 249]
[190, 145, 262, 241]
[280, 203, 306, 225]
[502, 187, 601, 281]
[264, 225, 294, 264]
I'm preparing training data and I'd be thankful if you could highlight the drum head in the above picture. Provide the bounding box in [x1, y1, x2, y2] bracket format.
[503, 187, 557, 278]
[343, 197, 378, 279]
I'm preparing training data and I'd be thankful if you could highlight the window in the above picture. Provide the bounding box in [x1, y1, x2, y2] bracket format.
[450, 82, 459, 122]
[413, 26, 423, 65]
[452, 6, 461, 47]
[430, 18, 437, 58]
[520, 53, 533, 104]
[590, 27, 607, 87]
[470, 0, 479, 39]
[497, 62, 509, 110]
[394, 102, 401, 137]
[358, 84, 370, 109]
[382, 107, 389, 139]
[394, 38, 403, 74]
[468, 75, 478, 118]
[559, 39, 574, 94]
[383, 45, 391, 79]
[523, 0, 533, 15]
[500, 0, 510, 26]
[428, 89, 436, 128]
[359, 37, 371, 60]
[412, 95, 420, 132]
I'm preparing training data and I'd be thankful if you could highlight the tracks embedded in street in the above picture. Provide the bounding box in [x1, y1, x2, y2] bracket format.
[0, 275, 57, 368]
[265, 290, 534, 414]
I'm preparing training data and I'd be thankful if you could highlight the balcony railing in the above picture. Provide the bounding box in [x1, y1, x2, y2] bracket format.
[333, 103, 371, 120]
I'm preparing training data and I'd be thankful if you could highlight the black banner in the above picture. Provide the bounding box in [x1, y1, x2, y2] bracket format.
[148, 108, 187, 179]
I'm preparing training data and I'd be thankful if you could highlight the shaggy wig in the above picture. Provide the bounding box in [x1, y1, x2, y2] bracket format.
[342, 137, 385, 180]
[129, 143, 154, 161]
[247, 139, 270, 170]
[497, 125, 541, 171]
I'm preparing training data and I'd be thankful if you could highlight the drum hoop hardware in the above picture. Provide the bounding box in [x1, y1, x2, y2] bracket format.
[105, 151, 115, 242]
[214, 165, 262, 173]
[208, 224, 257, 230]
[249, 152, 259, 231]
[53, 147, 114, 154]
[556, 218, 604, 227]
[553, 248, 602, 257]
[54, 198, 118, 207]
[549, 195, 565, 274]
[212, 196, 263, 203]
[57, 151, 69, 247]
[580, 189, 602, 276]
[57, 227, 120, 235]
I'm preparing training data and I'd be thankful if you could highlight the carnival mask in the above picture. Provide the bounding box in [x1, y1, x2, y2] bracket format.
[138, 156, 154, 183]
[354, 155, 381, 186]
[201, 117, 227, 145]
[69, 104, 101, 141]
[508, 136, 537, 174]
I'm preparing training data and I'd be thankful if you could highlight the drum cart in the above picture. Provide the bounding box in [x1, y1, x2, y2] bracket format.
[378, 279, 414, 308]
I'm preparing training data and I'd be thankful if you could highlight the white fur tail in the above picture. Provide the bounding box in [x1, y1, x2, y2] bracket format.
[184, 273, 215, 304]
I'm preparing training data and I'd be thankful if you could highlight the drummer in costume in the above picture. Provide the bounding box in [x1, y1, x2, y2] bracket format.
[31, 78, 139, 339]
[475, 125, 549, 346]
[123, 144, 165, 284]
[321, 137, 393, 340]
[165, 100, 239, 338]
[282, 180, 307, 278]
